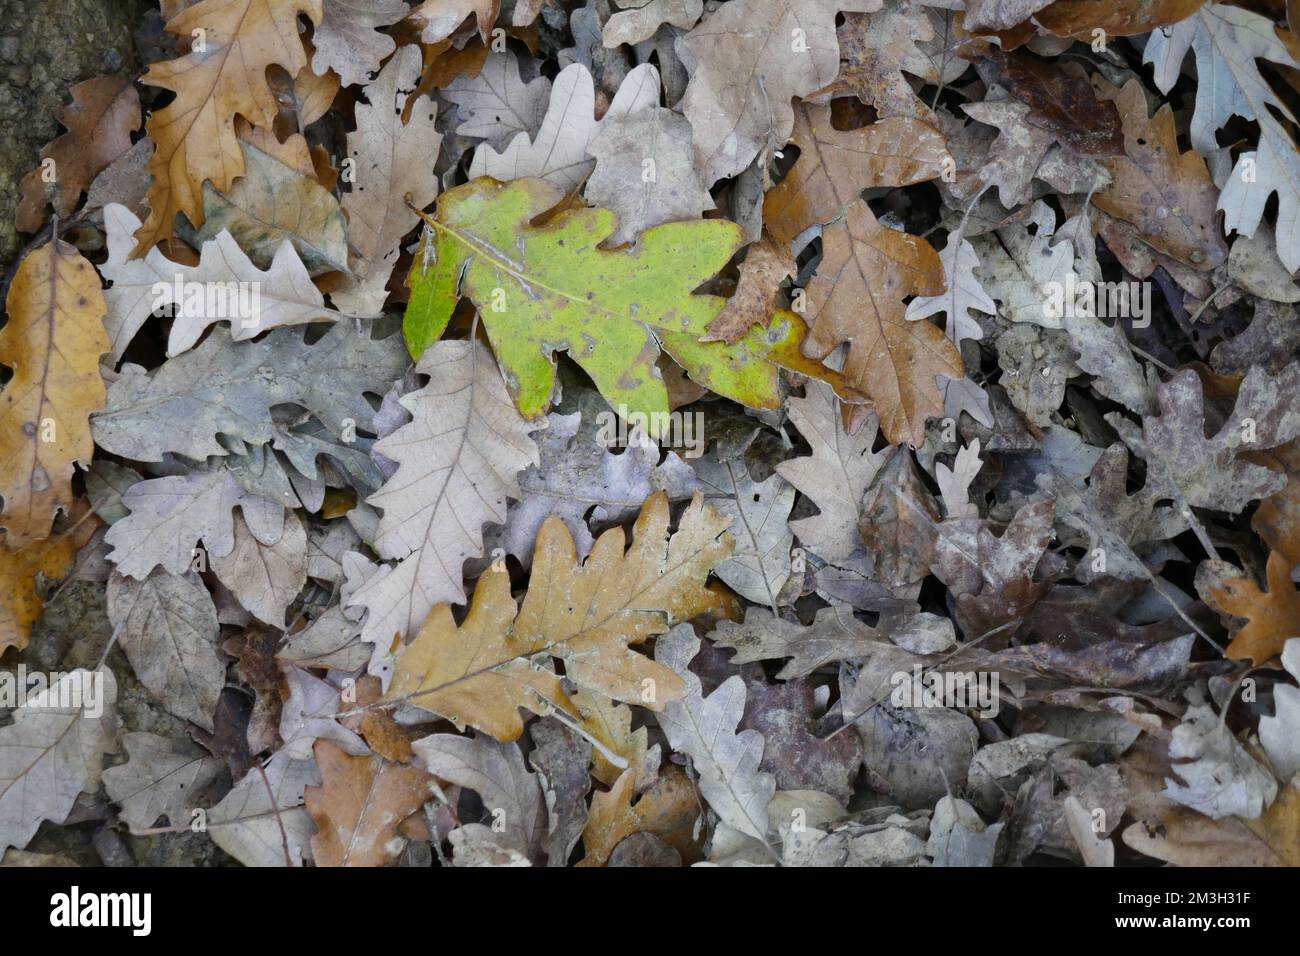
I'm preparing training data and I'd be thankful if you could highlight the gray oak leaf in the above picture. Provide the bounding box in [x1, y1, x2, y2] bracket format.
[103, 732, 223, 831]
[106, 570, 226, 731]
[91, 323, 407, 465]
[0, 669, 117, 852]
[655, 623, 775, 842]
[587, 106, 715, 246]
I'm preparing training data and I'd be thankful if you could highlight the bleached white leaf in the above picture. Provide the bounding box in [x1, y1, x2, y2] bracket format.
[1163, 703, 1277, 820]
[99, 204, 348, 363]
[345, 341, 542, 674]
[468, 62, 660, 190]
[655, 624, 776, 842]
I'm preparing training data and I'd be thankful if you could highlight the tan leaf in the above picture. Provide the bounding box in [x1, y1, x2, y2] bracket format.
[332, 44, 442, 314]
[134, 0, 324, 253]
[306, 740, 434, 867]
[210, 511, 308, 626]
[1036, 0, 1208, 39]
[0, 240, 108, 546]
[383, 491, 733, 741]
[310, 0, 407, 88]
[802, 202, 962, 446]
[679, 0, 881, 186]
[193, 140, 349, 276]
[344, 340, 542, 656]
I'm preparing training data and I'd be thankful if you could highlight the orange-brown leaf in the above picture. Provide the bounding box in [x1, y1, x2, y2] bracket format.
[0, 241, 109, 546]
[16, 75, 141, 233]
[578, 765, 702, 866]
[765, 102, 949, 243]
[133, 0, 323, 253]
[704, 235, 796, 344]
[1211, 552, 1300, 663]
[306, 740, 434, 867]
[803, 202, 962, 447]
[1036, 0, 1207, 39]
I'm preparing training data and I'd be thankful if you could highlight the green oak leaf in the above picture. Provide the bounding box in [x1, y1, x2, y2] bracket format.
[404, 177, 855, 432]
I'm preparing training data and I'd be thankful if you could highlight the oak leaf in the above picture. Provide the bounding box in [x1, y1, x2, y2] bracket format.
[15, 75, 141, 232]
[134, 0, 324, 252]
[310, 0, 407, 88]
[331, 45, 442, 315]
[344, 340, 542, 657]
[98, 204, 350, 362]
[578, 765, 701, 866]
[404, 176, 858, 428]
[106, 570, 226, 731]
[763, 102, 949, 243]
[0, 670, 118, 853]
[0, 240, 109, 546]
[1210, 552, 1300, 663]
[306, 740, 435, 867]
[409, 0, 499, 44]
[103, 732, 223, 831]
[383, 491, 730, 741]
[468, 63, 658, 190]
[1091, 77, 1226, 271]
[678, 0, 881, 185]
[802, 201, 962, 446]
[654, 623, 776, 843]
[191, 140, 349, 276]
[1144, 4, 1300, 271]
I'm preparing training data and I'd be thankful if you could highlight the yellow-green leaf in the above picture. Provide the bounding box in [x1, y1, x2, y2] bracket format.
[404, 177, 857, 432]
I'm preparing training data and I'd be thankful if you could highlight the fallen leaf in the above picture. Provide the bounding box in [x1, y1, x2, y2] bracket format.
[16, 75, 141, 232]
[0, 240, 108, 547]
[801, 201, 962, 446]
[306, 740, 434, 867]
[134, 0, 324, 252]
[107, 570, 226, 731]
[383, 491, 730, 740]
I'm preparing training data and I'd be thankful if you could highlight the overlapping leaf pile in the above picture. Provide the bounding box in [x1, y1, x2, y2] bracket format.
[2, 0, 1300, 867]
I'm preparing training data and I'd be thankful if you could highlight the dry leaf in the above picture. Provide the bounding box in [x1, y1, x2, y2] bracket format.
[16, 75, 141, 232]
[383, 491, 731, 740]
[134, 0, 324, 252]
[306, 740, 434, 867]
[802, 201, 962, 446]
[0, 240, 108, 546]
